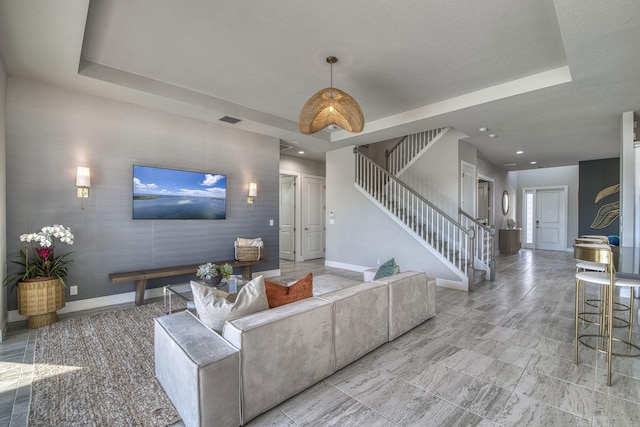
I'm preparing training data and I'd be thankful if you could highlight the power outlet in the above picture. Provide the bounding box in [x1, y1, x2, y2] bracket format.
[70, 285, 78, 296]
[376, 258, 381, 265]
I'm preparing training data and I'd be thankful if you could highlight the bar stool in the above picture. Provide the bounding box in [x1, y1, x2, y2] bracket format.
[574, 238, 629, 316]
[574, 243, 614, 364]
[574, 243, 640, 385]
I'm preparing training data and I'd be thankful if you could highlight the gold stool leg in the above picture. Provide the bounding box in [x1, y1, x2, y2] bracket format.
[575, 276, 581, 364]
[629, 287, 635, 347]
[607, 276, 614, 386]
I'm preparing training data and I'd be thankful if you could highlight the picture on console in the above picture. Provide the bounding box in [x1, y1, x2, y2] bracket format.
[133, 165, 227, 219]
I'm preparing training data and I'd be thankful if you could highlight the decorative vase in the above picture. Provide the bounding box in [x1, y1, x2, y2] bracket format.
[17, 277, 66, 328]
[204, 275, 223, 286]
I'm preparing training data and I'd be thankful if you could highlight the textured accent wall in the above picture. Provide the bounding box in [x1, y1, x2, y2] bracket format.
[578, 157, 620, 238]
[5, 78, 279, 311]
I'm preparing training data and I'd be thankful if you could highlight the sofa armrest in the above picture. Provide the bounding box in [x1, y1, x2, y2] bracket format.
[155, 311, 241, 427]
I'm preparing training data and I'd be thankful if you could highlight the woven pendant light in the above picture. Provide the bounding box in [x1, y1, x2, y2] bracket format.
[298, 56, 364, 134]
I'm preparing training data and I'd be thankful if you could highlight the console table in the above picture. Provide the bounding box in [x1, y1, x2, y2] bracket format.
[109, 258, 267, 306]
[499, 229, 522, 255]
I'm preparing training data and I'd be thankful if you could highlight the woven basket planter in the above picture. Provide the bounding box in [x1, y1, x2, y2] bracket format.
[235, 246, 263, 261]
[18, 277, 66, 328]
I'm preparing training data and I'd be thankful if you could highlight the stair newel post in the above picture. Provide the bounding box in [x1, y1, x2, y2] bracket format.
[489, 225, 496, 281]
[468, 226, 476, 292]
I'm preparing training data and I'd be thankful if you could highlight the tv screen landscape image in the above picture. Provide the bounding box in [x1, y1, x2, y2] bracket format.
[133, 165, 227, 220]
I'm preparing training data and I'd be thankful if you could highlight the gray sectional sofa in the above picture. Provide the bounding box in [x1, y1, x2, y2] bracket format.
[154, 271, 436, 427]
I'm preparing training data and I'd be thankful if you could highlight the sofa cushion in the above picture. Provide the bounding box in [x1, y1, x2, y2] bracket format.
[223, 297, 334, 423]
[265, 272, 313, 308]
[374, 271, 435, 340]
[374, 258, 399, 280]
[318, 281, 389, 370]
[190, 275, 269, 332]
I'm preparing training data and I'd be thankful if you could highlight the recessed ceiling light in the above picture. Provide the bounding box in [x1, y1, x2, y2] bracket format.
[504, 163, 516, 167]
[516, 150, 524, 154]
[488, 134, 497, 138]
[298, 151, 305, 154]
[479, 127, 488, 132]
[530, 161, 537, 165]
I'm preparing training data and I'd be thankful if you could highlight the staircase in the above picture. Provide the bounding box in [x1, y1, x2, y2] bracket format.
[355, 149, 475, 289]
[355, 129, 496, 289]
[385, 128, 445, 175]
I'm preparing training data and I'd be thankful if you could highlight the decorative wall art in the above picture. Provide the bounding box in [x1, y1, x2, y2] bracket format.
[578, 158, 619, 237]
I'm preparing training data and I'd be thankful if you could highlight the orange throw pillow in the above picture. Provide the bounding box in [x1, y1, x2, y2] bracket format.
[265, 272, 313, 308]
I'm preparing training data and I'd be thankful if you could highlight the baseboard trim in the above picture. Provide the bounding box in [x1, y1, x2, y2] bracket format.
[8, 269, 282, 323]
[436, 278, 468, 291]
[324, 260, 371, 272]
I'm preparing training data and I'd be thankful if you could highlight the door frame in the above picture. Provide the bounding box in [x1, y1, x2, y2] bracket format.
[477, 173, 495, 226]
[521, 186, 568, 250]
[460, 160, 477, 218]
[278, 174, 296, 260]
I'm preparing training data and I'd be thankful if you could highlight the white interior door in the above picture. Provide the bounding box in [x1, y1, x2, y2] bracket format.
[279, 175, 295, 260]
[461, 161, 476, 217]
[535, 188, 566, 251]
[302, 176, 325, 260]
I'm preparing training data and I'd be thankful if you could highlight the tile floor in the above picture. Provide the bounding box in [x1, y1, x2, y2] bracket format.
[2, 250, 640, 426]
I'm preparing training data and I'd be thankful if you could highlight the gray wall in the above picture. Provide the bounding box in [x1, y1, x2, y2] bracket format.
[0, 56, 7, 338]
[326, 146, 460, 281]
[514, 165, 579, 249]
[279, 154, 325, 177]
[5, 78, 280, 311]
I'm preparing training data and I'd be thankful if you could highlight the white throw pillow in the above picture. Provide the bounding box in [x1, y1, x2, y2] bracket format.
[190, 275, 269, 332]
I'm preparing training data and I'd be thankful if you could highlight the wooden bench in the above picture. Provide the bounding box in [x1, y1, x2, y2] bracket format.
[109, 259, 267, 306]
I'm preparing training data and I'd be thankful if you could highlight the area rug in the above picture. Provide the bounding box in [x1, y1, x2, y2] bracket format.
[29, 301, 186, 427]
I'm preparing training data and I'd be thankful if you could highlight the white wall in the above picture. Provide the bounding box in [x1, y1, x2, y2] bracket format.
[325, 146, 461, 282]
[620, 111, 635, 246]
[0, 55, 7, 340]
[5, 78, 280, 314]
[279, 154, 325, 177]
[399, 128, 467, 219]
[514, 165, 579, 248]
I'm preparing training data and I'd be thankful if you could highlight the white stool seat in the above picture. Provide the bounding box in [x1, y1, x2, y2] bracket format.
[576, 271, 610, 285]
[615, 277, 640, 288]
[576, 261, 606, 272]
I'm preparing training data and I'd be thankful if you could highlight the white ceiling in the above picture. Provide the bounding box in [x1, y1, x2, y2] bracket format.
[1, 0, 639, 168]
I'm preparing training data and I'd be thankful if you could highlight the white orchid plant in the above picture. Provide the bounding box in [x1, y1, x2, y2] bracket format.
[3, 224, 74, 291]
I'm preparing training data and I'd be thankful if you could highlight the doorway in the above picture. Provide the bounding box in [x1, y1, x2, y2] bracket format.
[522, 186, 568, 250]
[279, 172, 326, 261]
[477, 175, 494, 225]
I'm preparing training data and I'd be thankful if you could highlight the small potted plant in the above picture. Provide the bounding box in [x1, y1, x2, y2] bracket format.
[196, 262, 233, 286]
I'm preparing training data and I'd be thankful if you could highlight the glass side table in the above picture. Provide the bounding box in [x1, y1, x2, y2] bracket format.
[163, 275, 248, 314]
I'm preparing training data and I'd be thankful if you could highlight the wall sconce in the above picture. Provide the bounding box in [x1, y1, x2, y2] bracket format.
[76, 166, 91, 209]
[247, 182, 257, 209]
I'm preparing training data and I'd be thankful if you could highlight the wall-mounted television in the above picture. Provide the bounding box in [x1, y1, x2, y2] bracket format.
[133, 165, 227, 220]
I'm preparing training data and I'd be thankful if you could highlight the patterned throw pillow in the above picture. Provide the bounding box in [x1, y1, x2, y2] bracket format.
[265, 272, 313, 308]
[373, 258, 399, 280]
[190, 275, 269, 332]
